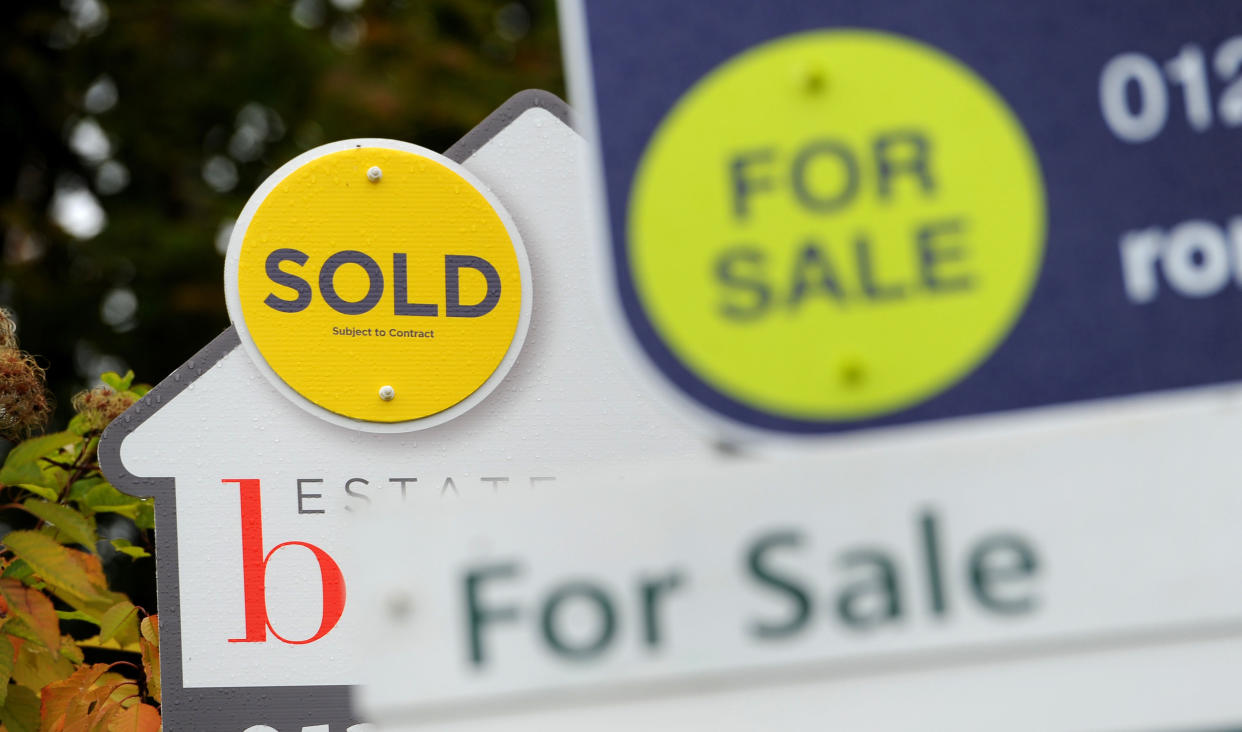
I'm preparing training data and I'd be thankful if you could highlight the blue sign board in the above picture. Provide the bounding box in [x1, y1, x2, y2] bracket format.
[563, 0, 1242, 434]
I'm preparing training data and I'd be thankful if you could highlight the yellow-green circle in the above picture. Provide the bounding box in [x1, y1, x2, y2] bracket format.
[628, 30, 1046, 421]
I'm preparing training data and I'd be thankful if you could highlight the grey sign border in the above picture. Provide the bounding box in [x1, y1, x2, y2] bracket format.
[97, 88, 573, 732]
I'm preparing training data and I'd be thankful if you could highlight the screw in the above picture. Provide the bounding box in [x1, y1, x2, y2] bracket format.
[366, 166, 383, 183]
[800, 63, 829, 95]
[386, 592, 413, 622]
[379, 385, 395, 401]
[838, 359, 866, 390]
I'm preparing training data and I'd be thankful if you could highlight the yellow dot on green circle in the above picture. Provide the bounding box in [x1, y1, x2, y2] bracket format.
[627, 30, 1046, 422]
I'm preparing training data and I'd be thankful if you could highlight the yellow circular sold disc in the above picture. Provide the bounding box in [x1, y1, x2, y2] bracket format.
[232, 143, 526, 424]
[628, 30, 1045, 422]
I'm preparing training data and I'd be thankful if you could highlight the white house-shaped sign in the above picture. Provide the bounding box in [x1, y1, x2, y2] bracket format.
[99, 90, 714, 731]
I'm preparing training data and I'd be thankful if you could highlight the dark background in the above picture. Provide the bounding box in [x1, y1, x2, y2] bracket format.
[1, 0, 564, 427]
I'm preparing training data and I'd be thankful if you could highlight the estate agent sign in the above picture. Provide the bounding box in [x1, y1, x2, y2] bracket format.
[98, 91, 715, 731]
[565, 0, 1242, 437]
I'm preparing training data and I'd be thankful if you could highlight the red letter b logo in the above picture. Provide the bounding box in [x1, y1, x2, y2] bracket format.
[224, 479, 346, 645]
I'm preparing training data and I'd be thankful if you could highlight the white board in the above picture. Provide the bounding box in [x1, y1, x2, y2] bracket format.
[353, 383, 1242, 731]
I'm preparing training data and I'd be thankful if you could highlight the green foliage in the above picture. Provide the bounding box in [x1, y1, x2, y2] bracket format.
[0, 372, 161, 729]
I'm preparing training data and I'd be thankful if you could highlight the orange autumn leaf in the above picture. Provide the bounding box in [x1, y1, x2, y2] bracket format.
[39, 663, 109, 721]
[103, 702, 160, 732]
[137, 615, 159, 705]
[0, 578, 60, 651]
[59, 678, 134, 732]
[4, 532, 111, 608]
[38, 663, 119, 731]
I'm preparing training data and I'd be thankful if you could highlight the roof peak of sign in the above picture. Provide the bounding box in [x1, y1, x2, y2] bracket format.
[98, 88, 574, 498]
[446, 89, 574, 163]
